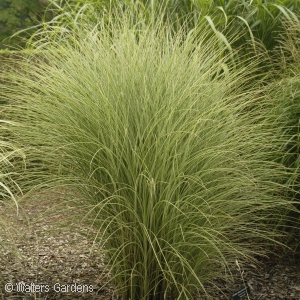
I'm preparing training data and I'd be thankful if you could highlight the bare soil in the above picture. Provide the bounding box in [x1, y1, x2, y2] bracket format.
[0, 190, 299, 300]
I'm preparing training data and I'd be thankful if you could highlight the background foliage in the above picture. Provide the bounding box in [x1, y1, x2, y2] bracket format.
[0, 0, 51, 48]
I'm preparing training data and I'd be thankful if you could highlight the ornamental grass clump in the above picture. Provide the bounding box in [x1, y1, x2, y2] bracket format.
[1, 10, 295, 300]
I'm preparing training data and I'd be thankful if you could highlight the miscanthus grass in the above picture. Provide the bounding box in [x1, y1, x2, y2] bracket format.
[1, 11, 296, 300]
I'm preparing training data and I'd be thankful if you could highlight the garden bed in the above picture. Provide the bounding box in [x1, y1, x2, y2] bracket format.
[0, 191, 299, 300]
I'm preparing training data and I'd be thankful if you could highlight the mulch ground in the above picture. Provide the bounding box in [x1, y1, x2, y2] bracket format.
[0, 190, 299, 300]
